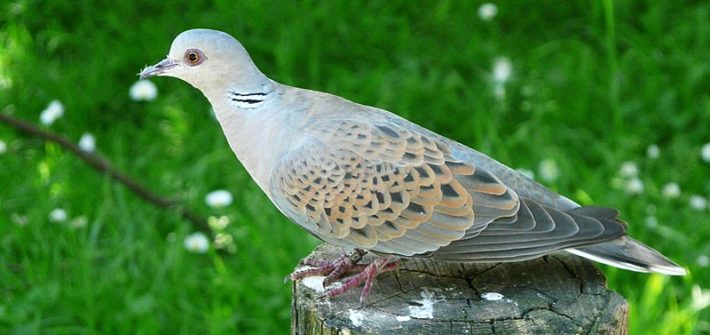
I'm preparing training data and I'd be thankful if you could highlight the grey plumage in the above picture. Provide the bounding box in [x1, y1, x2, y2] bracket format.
[140, 29, 686, 277]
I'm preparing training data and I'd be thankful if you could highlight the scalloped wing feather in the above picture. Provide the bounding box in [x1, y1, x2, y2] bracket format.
[270, 119, 519, 256]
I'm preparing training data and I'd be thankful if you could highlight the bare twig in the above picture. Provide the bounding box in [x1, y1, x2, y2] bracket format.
[0, 113, 209, 232]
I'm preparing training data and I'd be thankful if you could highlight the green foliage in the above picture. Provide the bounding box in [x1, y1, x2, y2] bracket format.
[1, 1, 708, 334]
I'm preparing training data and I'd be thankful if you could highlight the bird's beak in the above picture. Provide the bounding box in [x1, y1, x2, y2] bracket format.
[139, 58, 178, 80]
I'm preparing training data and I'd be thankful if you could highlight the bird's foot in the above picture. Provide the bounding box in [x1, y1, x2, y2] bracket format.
[287, 249, 367, 283]
[287, 249, 400, 303]
[325, 256, 400, 303]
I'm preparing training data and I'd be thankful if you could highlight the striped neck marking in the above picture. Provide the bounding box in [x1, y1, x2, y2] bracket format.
[228, 91, 268, 109]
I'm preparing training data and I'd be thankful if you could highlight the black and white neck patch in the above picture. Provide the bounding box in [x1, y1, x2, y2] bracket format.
[228, 91, 268, 109]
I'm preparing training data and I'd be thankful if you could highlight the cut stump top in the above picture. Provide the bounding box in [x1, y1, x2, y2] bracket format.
[291, 244, 628, 335]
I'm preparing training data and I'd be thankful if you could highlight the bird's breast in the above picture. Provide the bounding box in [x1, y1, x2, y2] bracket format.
[212, 102, 307, 196]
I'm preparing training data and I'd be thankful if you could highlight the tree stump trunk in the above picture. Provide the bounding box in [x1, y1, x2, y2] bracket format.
[291, 244, 628, 335]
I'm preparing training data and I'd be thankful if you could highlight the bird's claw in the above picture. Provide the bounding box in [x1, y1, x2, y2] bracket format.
[287, 249, 399, 303]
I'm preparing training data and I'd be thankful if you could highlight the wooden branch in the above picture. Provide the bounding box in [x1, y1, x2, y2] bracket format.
[292, 244, 628, 334]
[0, 113, 209, 232]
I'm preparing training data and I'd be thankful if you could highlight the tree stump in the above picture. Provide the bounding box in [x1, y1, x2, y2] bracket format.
[291, 244, 628, 335]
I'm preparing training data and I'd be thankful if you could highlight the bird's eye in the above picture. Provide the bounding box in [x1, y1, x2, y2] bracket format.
[184, 49, 205, 66]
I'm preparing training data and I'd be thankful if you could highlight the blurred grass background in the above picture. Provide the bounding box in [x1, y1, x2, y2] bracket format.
[1, 1, 708, 334]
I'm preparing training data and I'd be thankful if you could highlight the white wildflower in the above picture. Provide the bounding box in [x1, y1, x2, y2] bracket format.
[689, 195, 707, 211]
[0, 140, 6, 154]
[644, 216, 658, 228]
[477, 3, 498, 21]
[78, 133, 96, 152]
[214, 232, 235, 252]
[39, 100, 64, 125]
[538, 159, 559, 182]
[492, 57, 512, 83]
[184, 232, 209, 253]
[702, 143, 710, 163]
[619, 161, 639, 178]
[624, 177, 644, 194]
[490, 57, 512, 99]
[661, 182, 681, 199]
[49, 208, 68, 222]
[11, 213, 28, 226]
[646, 145, 660, 159]
[129, 80, 158, 101]
[205, 190, 233, 208]
[208, 215, 231, 231]
[691, 285, 710, 312]
[0, 73, 11, 90]
[70, 216, 88, 229]
[697, 255, 709, 267]
[516, 168, 535, 180]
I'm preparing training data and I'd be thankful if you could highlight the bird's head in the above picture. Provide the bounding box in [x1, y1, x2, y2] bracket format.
[140, 29, 265, 94]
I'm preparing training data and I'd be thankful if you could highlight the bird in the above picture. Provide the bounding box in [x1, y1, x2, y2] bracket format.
[140, 29, 686, 303]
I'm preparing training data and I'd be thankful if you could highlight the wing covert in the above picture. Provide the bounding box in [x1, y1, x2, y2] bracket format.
[269, 119, 519, 255]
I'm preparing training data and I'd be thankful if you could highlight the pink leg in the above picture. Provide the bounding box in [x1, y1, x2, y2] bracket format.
[325, 257, 400, 304]
[287, 249, 400, 303]
[287, 249, 366, 282]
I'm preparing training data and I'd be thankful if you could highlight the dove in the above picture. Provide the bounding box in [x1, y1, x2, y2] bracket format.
[140, 29, 686, 302]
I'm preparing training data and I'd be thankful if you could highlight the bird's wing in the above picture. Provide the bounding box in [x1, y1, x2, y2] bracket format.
[384, 115, 580, 211]
[269, 117, 626, 258]
[269, 118, 519, 255]
[431, 202, 626, 262]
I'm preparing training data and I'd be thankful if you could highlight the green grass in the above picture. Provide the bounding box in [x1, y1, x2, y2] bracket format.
[1, 1, 708, 334]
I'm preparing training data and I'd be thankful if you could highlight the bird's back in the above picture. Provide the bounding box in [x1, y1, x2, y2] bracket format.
[287, 88, 579, 211]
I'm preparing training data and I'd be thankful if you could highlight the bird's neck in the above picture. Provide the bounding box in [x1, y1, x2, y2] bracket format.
[204, 82, 306, 196]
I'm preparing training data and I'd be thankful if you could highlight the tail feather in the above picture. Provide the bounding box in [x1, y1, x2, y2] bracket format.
[566, 236, 687, 276]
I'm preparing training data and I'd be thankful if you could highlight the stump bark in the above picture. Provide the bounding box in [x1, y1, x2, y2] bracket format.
[291, 244, 628, 335]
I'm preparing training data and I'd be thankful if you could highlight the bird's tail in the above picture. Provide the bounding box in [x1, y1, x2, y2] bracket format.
[566, 236, 687, 276]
